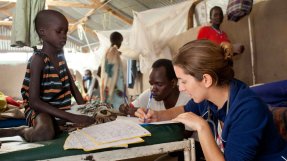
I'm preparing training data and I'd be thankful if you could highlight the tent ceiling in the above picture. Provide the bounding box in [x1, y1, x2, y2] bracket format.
[0, 0, 188, 52]
[0, 0, 239, 52]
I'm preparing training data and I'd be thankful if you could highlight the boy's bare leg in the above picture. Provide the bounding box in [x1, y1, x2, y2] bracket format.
[0, 113, 56, 142]
[0, 126, 27, 137]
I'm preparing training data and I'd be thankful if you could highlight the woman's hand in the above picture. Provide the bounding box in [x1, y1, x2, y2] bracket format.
[134, 107, 158, 123]
[172, 112, 207, 131]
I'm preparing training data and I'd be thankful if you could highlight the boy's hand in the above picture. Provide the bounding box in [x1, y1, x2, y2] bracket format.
[119, 104, 137, 116]
[72, 115, 95, 128]
[119, 103, 129, 115]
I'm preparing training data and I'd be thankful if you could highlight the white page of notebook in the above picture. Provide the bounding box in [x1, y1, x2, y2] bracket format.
[64, 127, 145, 151]
[81, 120, 150, 144]
[64, 131, 83, 150]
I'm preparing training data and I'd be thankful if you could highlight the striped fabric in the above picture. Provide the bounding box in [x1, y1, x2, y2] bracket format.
[227, 0, 253, 22]
[21, 51, 71, 126]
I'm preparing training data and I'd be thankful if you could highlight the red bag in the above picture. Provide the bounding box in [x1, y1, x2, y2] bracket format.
[227, 0, 253, 22]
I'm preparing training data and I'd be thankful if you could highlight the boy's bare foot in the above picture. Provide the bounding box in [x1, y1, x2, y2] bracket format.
[0, 126, 27, 138]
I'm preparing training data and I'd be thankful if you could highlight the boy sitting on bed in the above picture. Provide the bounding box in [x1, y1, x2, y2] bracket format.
[0, 10, 95, 142]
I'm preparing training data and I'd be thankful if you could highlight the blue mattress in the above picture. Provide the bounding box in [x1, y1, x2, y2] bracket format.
[0, 119, 26, 128]
[251, 80, 287, 107]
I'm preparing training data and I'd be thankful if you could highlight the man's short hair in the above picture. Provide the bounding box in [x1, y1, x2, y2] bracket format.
[152, 59, 176, 81]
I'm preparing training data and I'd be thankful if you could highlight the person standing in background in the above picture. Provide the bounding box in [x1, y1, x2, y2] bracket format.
[82, 69, 93, 94]
[197, 6, 229, 45]
[100, 32, 125, 110]
[197, 6, 244, 55]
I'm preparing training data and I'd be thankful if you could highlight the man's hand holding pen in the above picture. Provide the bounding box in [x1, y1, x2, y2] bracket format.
[135, 107, 158, 123]
[143, 93, 153, 123]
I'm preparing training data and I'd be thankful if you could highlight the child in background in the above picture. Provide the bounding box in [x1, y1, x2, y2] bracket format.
[82, 69, 93, 95]
[0, 10, 95, 142]
[69, 69, 84, 104]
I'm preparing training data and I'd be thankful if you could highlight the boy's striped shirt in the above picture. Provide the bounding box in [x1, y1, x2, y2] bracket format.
[21, 51, 71, 126]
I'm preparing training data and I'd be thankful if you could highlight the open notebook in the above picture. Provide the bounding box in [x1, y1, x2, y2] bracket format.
[64, 119, 151, 151]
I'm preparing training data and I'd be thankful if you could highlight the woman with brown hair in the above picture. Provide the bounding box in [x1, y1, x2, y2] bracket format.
[135, 40, 287, 161]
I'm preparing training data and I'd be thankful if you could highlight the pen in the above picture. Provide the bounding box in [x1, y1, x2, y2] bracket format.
[123, 91, 133, 117]
[123, 91, 130, 108]
[144, 93, 153, 123]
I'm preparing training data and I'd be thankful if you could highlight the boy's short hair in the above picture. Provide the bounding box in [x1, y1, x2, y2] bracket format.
[34, 10, 67, 35]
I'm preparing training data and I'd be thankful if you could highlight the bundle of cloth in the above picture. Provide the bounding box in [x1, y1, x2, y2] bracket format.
[0, 92, 24, 120]
[77, 101, 124, 124]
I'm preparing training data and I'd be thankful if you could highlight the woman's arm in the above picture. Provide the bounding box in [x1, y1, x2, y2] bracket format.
[198, 121, 225, 161]
[135, 106, 185, 122]
[173, 112, 225, 161]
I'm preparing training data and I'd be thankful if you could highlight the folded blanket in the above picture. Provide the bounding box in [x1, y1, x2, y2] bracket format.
[0, 105, 25, 120]
[5, 96, 21, 107]
[0, 92, 8, 112]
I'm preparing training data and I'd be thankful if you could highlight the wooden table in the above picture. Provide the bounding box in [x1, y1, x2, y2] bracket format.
[41, 138, 196, 161]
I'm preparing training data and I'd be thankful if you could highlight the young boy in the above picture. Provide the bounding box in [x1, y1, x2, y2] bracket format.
[0, 10, 95, 142]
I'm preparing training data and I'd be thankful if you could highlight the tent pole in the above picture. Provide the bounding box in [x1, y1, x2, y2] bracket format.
[248, 14, 256, 85]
